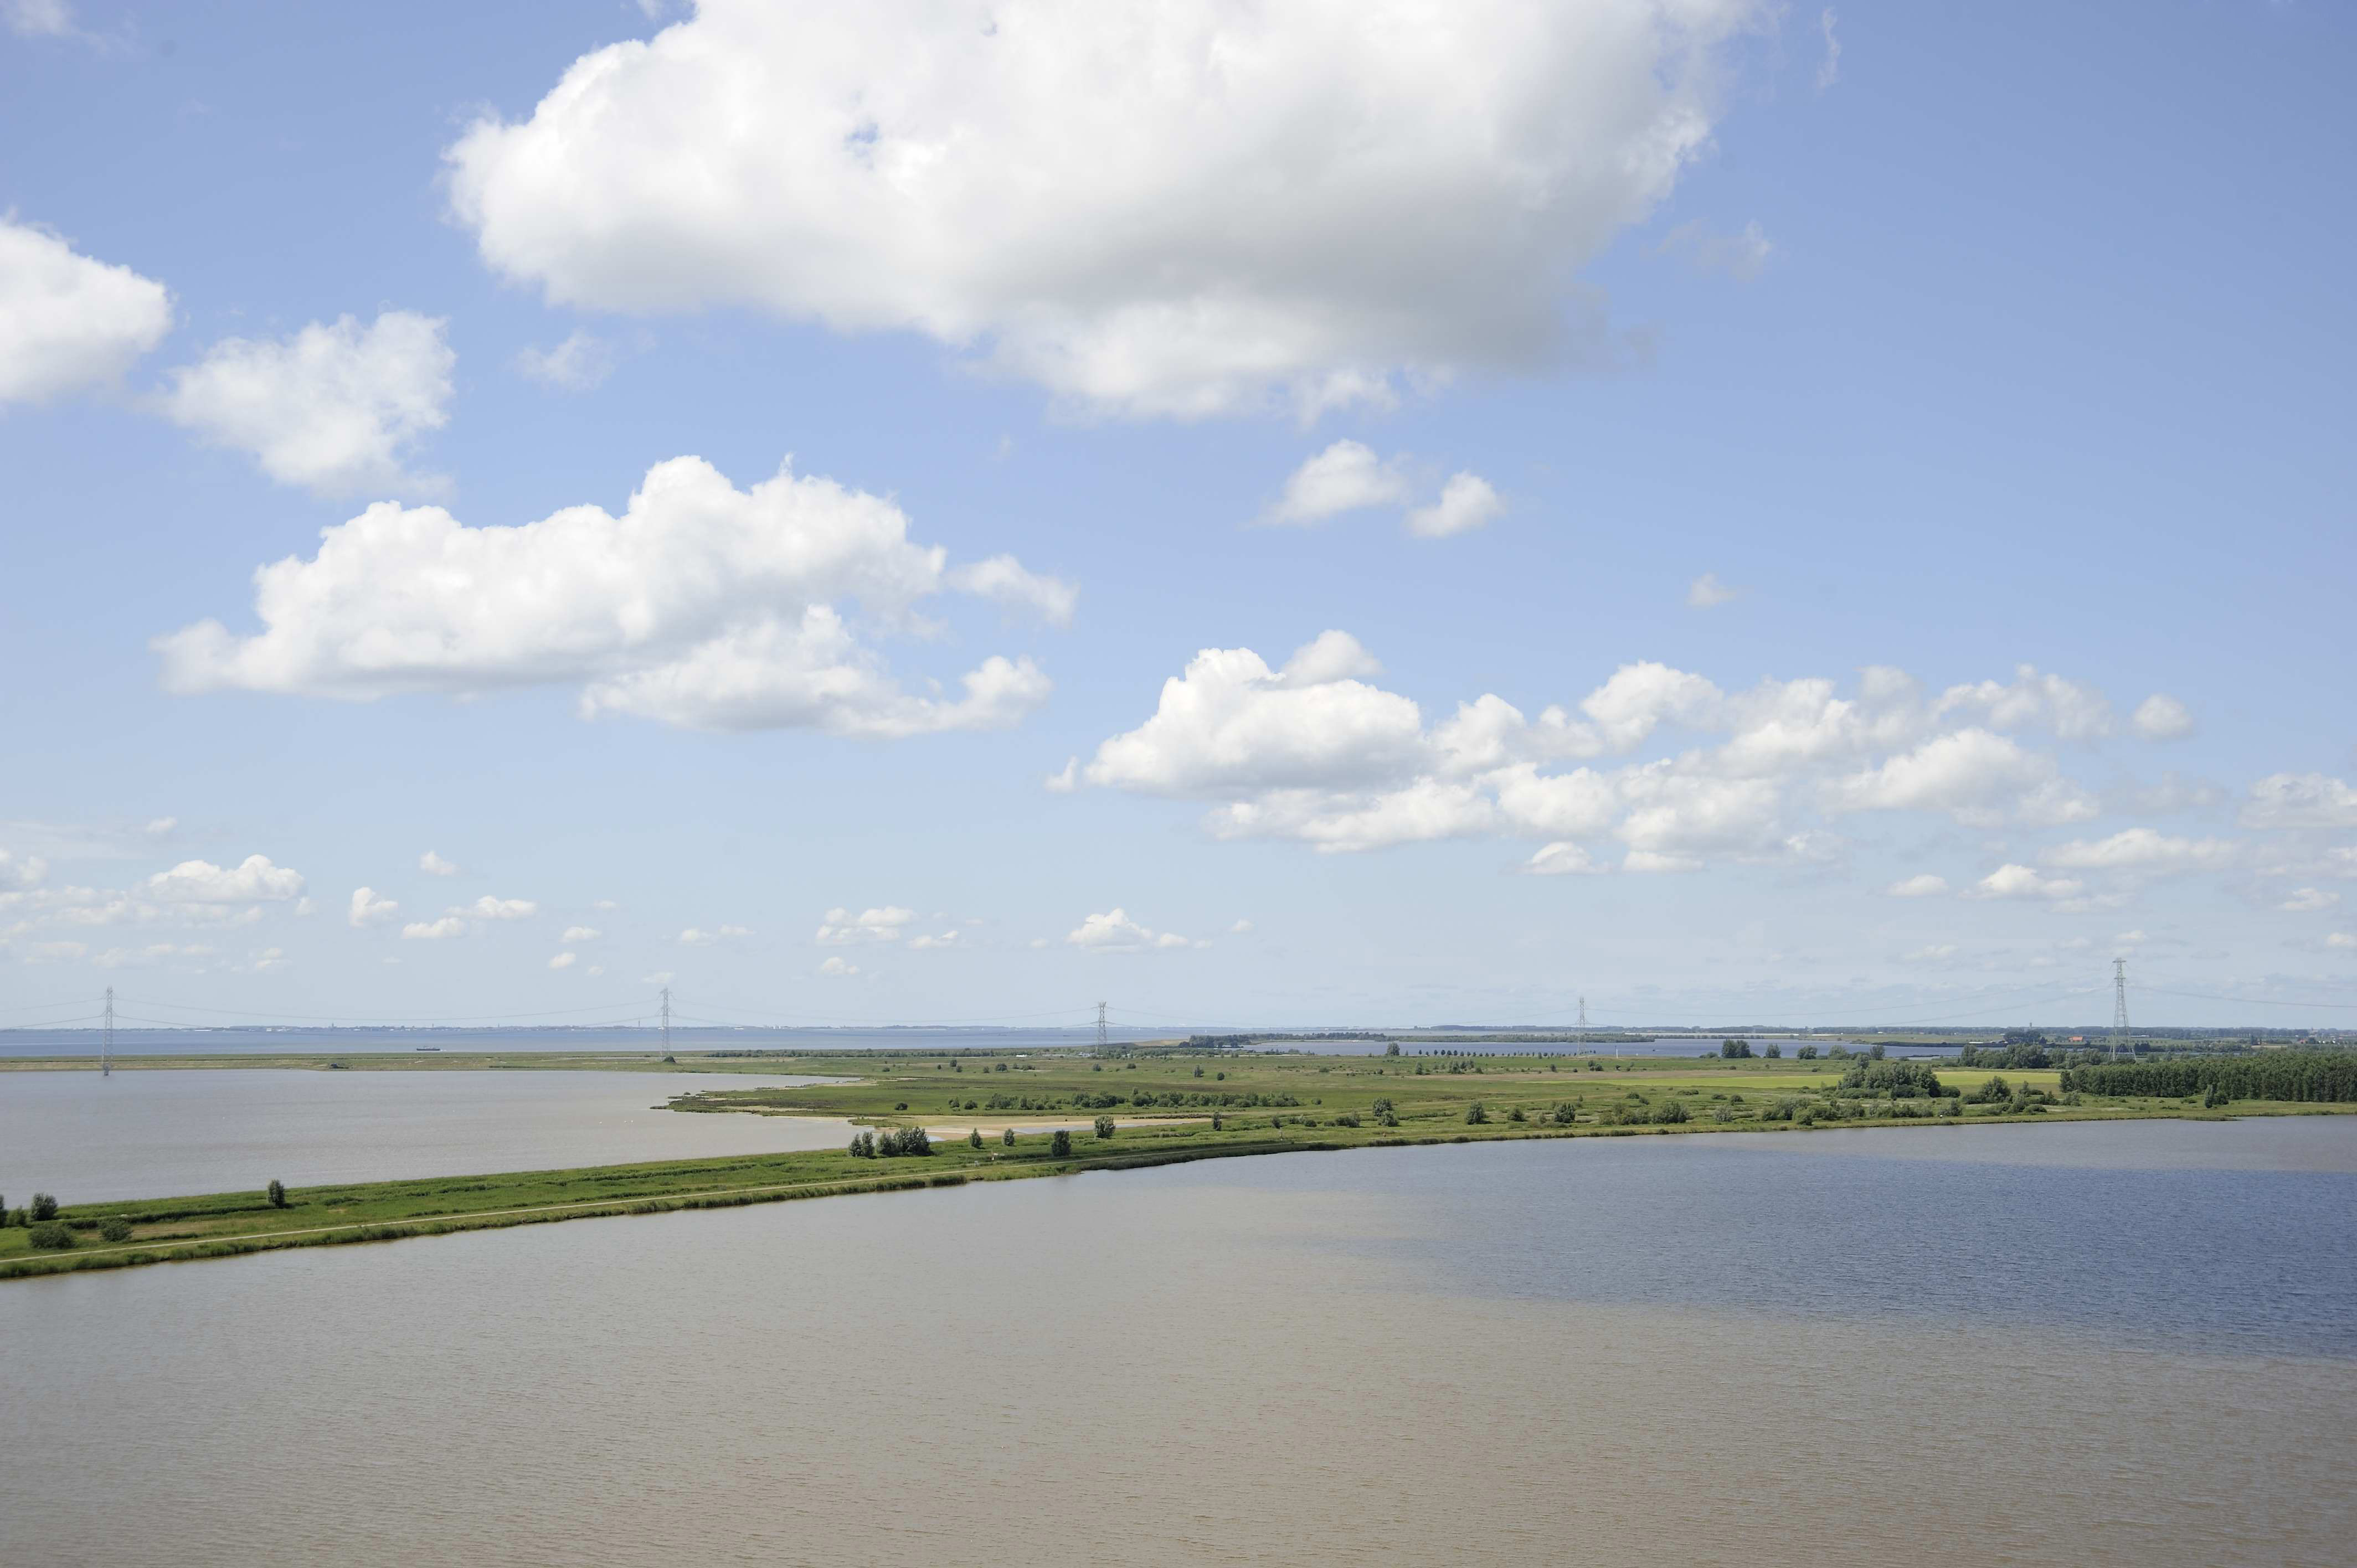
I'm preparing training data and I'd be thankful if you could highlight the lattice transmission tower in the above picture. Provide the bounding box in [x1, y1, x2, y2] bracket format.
[2111, 958, 2130, 1058]
[1096, 1000, 1109, 1051]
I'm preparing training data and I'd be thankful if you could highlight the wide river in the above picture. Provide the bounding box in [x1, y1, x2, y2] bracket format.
[4, 1116, 2353, 1566]
[0, 1069, 853, 1201]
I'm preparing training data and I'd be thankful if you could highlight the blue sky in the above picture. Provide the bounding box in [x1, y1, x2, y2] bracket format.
[2, 0, 2352, 1032]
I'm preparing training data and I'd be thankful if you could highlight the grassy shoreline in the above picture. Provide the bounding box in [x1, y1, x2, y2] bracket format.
[6, 1048, 2350, 1282]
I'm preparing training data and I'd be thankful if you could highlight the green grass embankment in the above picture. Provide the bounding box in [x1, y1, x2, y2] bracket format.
[5, 1048, 2348, 1281]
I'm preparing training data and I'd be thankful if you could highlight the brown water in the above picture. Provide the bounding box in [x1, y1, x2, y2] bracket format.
[4, 1119, 2352, 1566]
[0, 1070, 855, 1202]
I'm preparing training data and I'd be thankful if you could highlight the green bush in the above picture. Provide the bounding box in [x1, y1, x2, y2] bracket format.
[29, 1193, 59, 1223]
[99, 1218, 132, 1243]
[967, 1128, 985, 1149]
[266, 1179, 288, 1208]
[878, 1126, 933, 1157]
[1001, 1126, 1016, 1146]
[1051, 1129, 1074, 1157]
[1093, 1115, 1115, 1139]
[28, 1221, 73, 1250]
[1840, 1060, 1947, 1099]
[1464, 1102, 1488, 1125]
[1655, 1099, 1690, 1124]
[847, 1129, 877, 1158]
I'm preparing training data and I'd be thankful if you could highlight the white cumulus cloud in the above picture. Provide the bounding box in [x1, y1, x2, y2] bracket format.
[1404, 472, 1504, 539]
[155, 311, 454, 497]
[816, 906, 915, 943]
[1260, 441, 1408, 525]
[548, 951, 578, 969]
[2130, 694, 2194, 741]
[145, 855, 305, 903]
[1686, 572, 1742, 608]
[1073, 637, 2124, 865]
[0, 216, 173, 406]
[348, 886, 399, 927]
[562, 925, 601, 943]
[1263, 443, 1499, 537]
[2280, 888, 2339, 913]
[513, 328, 617, 391]
[419, 849, 460, 876]
[445, 0, 1763, 418]
[1886, 874, 1948, 898]
[1085, 633, 1423, 797]
[2041, 828, 2235, 872]
[154, 455, 1066, 736]
[457, 896, 538, 920]
[1066, 908, 1196, 952]
[1965, 864, 2085, 902]
[402, 916, 467, 940]
[817, 956, 860, 977]
[1524, 842, 1604, 876]
[2242, 773, 2357, 830]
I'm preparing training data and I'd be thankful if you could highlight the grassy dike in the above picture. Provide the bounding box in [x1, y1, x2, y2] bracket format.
[4, 1049, 2348, 1281]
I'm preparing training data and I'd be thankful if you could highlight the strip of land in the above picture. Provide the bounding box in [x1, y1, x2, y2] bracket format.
[6, 1048, 2349, 1281]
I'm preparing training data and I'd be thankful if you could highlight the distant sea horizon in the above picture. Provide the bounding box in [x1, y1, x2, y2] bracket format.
[0, 1025, 1937, 1059]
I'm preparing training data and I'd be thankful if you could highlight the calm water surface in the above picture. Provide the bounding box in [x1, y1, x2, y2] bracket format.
[0, 1070, 853, 1201]
[3, 1117, 2351, 1566]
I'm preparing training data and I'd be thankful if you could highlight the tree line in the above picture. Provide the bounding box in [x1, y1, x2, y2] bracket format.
[2060, 1051, 2357, 1103]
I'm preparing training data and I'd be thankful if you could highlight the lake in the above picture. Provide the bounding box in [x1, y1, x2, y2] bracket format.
[0, 1070, 853, 1202]
[3, 1116, 2350, 1565]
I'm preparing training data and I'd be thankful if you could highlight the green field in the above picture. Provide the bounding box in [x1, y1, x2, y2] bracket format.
[4, 1047, 2348, 1282]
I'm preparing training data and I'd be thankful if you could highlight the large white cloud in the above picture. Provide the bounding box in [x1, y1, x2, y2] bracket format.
[155, 311, 454, 496]
[1072, 634, 2128, 864]
[1087, 633, 1423, 796]
[154, 455, 1067, 736]
[1826, 729, 2056, 819]
[0, 217, 173, 406]
[445, 0, 1762, 418]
